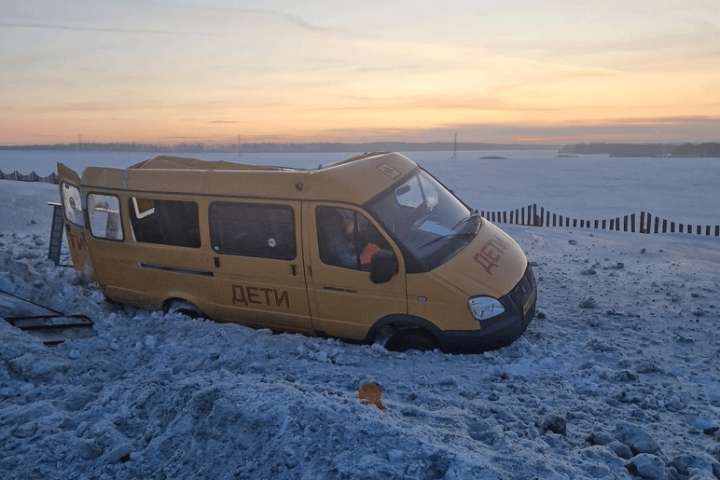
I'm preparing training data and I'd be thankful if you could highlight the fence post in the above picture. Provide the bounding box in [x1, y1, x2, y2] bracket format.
[662, 219, 667, 233]
[654, 217, 659, 234]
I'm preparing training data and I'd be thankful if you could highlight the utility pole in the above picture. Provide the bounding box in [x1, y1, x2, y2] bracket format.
[237, 134, 242, 159]
[451, 132, 457, 160]
[77, 134, 83, 151]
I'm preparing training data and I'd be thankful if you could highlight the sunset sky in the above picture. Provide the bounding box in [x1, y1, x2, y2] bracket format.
[1, 0, 719, 144]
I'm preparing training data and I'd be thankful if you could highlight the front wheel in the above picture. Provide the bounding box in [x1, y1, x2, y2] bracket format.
[385, 329, 439, 352]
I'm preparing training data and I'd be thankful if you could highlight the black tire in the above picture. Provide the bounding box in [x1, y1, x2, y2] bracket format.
[164, 299, 202, 319]
[385, 329, 439, 352]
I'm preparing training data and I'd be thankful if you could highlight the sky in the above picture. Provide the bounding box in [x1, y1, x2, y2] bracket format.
[1, 0, 719, 145]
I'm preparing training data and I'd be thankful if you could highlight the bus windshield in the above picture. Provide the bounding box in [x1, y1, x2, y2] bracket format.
[367, 169, 480, 271]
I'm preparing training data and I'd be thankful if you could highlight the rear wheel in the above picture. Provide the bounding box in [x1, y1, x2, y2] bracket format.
[385, 329, 439, 352]
[164, 299, 202, 319]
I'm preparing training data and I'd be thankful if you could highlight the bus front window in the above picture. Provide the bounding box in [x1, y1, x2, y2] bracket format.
[367, 169, 480, 271]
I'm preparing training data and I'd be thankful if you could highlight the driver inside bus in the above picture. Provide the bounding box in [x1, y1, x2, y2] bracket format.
[318, 208, 382, 271]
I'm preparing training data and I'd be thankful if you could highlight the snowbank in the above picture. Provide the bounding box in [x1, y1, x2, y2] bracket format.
[1, 181, 719, 479]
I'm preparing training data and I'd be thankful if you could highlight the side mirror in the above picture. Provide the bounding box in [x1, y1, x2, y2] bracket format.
[370, 250, 398, 284]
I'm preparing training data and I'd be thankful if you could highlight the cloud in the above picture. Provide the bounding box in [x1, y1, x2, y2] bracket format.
[319, 95, 561, 113]
[233, 8, 350, 36]
[208, 120, 243, 124]
[0, 21, 214, 37]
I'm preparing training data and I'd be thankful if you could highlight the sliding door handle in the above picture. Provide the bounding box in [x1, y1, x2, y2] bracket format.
[323, 286, 358, 294]
[214, 256, 220, 268]
[290, 264, 297, 276]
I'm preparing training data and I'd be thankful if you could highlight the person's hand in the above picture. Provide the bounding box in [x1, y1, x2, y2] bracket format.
[360, 243, 381, 266]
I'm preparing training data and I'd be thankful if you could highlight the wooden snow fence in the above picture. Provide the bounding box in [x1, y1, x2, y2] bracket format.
[481, 203, 720, 238]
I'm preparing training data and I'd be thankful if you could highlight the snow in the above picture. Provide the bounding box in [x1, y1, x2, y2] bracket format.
[2, 149, 720, 223]
[1, 178, 720, 479]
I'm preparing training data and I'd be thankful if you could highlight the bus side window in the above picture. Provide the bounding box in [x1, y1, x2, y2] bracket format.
[316, 207, 392, 272]
[209, 202, 296, 260]
[87, 193, 123, 241]
[129, 197, 200, 248]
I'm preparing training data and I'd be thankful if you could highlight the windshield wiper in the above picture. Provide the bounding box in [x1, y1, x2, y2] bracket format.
[419, 212, 481, 250]
[451, 211, 482, 231]
[419, 231, 476, 249]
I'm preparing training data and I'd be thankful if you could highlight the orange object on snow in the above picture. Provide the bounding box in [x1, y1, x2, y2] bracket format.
[358, 382, 385, 410]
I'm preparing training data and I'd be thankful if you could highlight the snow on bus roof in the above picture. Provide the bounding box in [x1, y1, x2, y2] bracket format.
[75, 152, 417, 205]
[129, 155, 294, 172]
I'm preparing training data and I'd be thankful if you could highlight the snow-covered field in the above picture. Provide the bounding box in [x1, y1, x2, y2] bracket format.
[2, 149, 720, 223]
[1, 179, 720, 480]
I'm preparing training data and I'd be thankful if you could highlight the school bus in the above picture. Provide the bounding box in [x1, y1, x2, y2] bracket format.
[58, 152, 536, 353]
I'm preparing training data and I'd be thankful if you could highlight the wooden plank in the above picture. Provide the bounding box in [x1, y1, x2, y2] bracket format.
[654, 217, 659, 234]
[662, 219, 667, 233]
[602, 219, 606, 229]
[640, 212, 646, 233]
[671, 221, 675, 233]
[623, 215, 628, 232]
[631, 213, 636, 232]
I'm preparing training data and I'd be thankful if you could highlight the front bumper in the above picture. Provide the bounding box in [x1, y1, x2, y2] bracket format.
[436, 265, 537, 354]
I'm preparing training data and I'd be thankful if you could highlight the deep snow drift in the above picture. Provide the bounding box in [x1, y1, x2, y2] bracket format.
[1, 181, 719, 480]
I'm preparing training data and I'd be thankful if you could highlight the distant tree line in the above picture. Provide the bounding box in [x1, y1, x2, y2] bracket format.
[560, 143, 720, 158]
[0, 142, 555, 153]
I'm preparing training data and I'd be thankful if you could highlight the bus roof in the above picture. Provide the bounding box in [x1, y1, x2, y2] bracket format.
[75, 152, 418, 205]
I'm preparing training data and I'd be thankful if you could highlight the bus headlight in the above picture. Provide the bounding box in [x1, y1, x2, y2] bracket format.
[468, 296, 505, 322]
